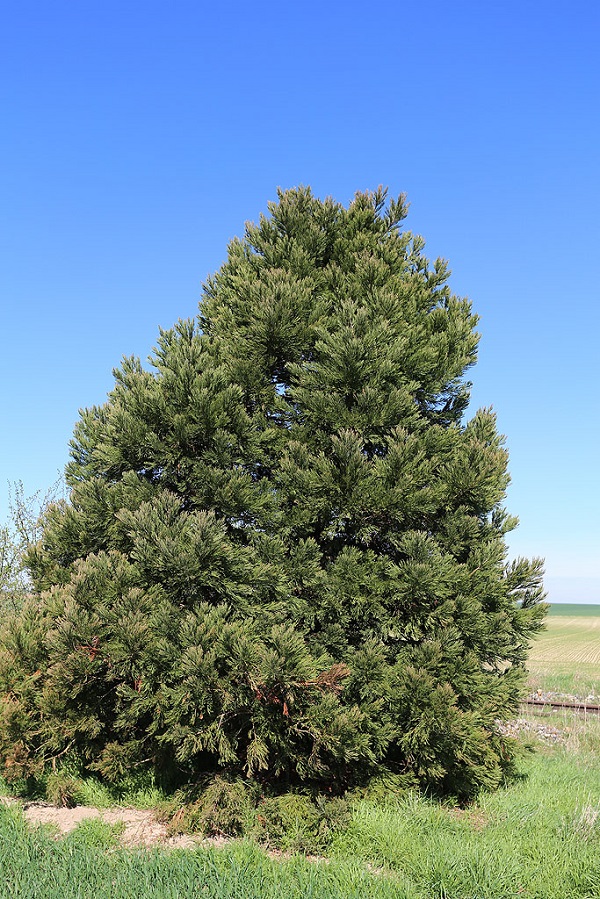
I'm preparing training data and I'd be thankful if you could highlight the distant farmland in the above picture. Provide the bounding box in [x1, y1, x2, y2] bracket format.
[548, 603, 600, 617]
[527, 603, 600, 695]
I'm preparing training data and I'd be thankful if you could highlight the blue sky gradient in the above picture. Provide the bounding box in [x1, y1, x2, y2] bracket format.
[2, 0, 598, 601]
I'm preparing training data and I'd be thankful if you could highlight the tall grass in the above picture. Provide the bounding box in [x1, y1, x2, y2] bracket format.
[527, 669, 599, 697]
[0, 806, 400, 899]
[3, 730, 600, 898]
[332, 748, 600, 898]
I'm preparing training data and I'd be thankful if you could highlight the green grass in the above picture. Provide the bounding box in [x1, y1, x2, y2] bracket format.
[0, 767, 169, 810]
[69, 773, 168, 810]
[527, 669, 599, 697]
[334, 742, 600, 898]
[0, 808, 400, 899]
[3, 737, 600, 898]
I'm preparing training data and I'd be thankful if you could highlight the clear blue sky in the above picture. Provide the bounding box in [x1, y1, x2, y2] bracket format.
[2, 0, 599, 602]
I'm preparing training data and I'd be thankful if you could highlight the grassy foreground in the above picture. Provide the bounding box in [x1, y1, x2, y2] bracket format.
[0, 811, 390, 899]
[2, 733, 600, 898]
[2, 605, 599, 898]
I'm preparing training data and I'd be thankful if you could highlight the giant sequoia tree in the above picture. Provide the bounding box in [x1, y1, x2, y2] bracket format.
[0, 189, 545, 797]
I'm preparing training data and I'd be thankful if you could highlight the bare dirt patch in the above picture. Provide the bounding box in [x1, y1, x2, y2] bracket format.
[0, 796, 206, 849]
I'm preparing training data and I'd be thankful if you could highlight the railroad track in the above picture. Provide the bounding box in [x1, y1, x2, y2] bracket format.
[521, 698, 600, 715]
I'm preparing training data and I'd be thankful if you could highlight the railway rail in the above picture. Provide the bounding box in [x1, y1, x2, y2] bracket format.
[521, 698, 600, 715]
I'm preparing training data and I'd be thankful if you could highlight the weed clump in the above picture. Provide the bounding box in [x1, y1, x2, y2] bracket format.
[252, 793, 350, 853]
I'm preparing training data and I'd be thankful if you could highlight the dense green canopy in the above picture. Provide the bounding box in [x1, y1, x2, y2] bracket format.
[0, 188, 545, 797]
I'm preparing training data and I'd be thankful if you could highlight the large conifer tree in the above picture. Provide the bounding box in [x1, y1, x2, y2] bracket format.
[0, 188, 545, 797]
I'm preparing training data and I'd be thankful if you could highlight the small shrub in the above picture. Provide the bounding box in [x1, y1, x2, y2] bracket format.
[159, 778, 350, 853]
[314, 795, 352, 843]
[166, 775, 256, 837]
[45, 772, 83, 808]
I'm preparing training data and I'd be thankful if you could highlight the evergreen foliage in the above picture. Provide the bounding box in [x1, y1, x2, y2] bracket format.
[0, 188, 546, 798]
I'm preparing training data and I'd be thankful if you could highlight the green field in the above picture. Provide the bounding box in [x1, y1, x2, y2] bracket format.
[527, 603, 600, 696]
[548, 603, 600, 617]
